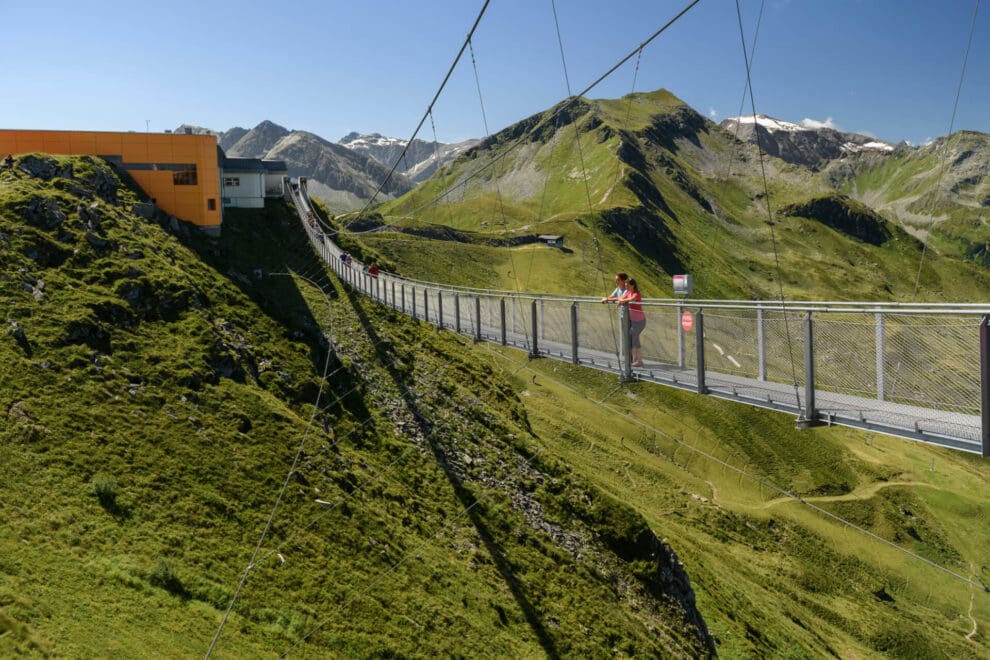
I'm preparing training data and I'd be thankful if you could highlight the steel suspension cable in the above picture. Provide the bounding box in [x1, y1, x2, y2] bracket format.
[278, 445, 549, 658]
[370, 0, 703, 233]
[551, 0, 619, 358]
[478, 343, 988, 593]
[355, 0, 492, 218]
[551, 0, 608, 282]
[911, 0, 982, 300]
[206, 273, 336, 659]
[723, 0, 765, 181]
[734, 0, 803, 409]
[466, 37, 533, 347]
[427, 111, 452, 229]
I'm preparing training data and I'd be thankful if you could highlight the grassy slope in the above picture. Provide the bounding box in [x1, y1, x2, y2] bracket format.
[362, 90, 990, 302]
[1, 158, 712, 657]
[486, 351, 990, 658]
[838, 132, 990, 266]
[328, 90, 990, 656]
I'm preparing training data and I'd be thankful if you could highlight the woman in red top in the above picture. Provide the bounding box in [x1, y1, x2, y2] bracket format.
[618, 278, 646, 367]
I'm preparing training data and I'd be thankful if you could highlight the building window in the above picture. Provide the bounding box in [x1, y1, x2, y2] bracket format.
[207, 198, 216, 211]
[173, 167, 198, 185]
[223, 177, 240, 187]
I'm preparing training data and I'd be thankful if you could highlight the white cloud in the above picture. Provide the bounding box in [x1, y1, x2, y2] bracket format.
[799, 116, 840, 131]
[708, 107, 718, 120]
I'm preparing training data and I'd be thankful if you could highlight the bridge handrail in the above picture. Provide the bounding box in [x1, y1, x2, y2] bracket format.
[289, 179, 989, 456]
[296, 184, 990, 314]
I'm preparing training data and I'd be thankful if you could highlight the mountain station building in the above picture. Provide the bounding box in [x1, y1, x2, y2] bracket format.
[0, 128, 287, 235]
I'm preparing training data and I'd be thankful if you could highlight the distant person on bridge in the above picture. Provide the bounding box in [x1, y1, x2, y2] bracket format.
[368, 263, 380, 278]
[617, 278, 646, 367]
[600, 272, 629, 304]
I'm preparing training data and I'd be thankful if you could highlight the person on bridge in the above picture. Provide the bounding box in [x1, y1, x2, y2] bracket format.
[617, 278, 646, 367]
[368, 263, 380, 278]
[600, 272, 629, 304]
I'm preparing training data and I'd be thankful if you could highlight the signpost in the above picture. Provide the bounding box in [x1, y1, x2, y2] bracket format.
[674, 274, 693, 367]
[673, 274, 693, 296]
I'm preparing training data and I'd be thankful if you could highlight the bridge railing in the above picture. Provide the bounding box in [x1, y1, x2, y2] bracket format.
[289, 184, 989, 456]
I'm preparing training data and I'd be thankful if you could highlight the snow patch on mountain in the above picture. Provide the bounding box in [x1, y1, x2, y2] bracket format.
[340, 132, 408, 150]
[726, 114, 805, 133]
[843, 141, 895, 153]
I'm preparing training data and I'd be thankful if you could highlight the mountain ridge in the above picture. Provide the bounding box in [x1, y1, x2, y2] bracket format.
[720, 113, 895, 171]
[368, 87, 990, 302]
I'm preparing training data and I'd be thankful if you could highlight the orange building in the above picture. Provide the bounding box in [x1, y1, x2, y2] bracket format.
[0, 129, 222, 231]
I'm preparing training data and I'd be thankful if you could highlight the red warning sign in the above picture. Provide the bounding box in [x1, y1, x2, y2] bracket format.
[681, 310, 694, 332]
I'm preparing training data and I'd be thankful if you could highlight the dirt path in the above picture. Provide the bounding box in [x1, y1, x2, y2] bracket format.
[758, 480, 942, 509]
[966, 562, 979, 641]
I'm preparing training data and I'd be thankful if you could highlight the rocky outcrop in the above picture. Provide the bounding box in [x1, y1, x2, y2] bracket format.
[18, 155, 72, 180]
[264, 130, 414, 200]
[721, 115, 894, 171]
[225, 120, 291, 158]
[782, 195, 894, 245]
[339, 132, 480, 184]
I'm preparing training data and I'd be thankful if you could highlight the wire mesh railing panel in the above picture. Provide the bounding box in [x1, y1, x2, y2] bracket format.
[426, 288, 442, 327]
[575, 302, 623, 359]
[762, 310, 806, 387]
[638, 305, 681, 367]
[507, 296, 534, 351]
[701, 309, 761, 379]
[883, 315, 980, 414]
[478, 296, 503, 343]
[406, 285, 419, 321]
[437, 289, 458, 330]
[295, 192, 986, 453]
[452, 293, 471, 335]
[814, 314, 878, 398]
[539, 299, 574, 351]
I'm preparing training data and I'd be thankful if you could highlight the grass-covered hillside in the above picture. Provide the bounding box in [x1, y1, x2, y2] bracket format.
[0, 155, 714, 657]
[829, 131, 990, 267]
[2, 155, 989, 658]
[355, 89, 990, 303]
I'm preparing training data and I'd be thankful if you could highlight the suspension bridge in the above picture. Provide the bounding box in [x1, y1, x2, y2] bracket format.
[291, 178, 990, 457]
[203, 2, 990, 655]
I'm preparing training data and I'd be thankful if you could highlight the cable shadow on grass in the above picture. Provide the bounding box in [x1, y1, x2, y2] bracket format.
[341, 284, 561, 659]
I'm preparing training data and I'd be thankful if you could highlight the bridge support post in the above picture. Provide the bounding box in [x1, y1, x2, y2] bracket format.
[619, 305, 633, 382]
[454, 294, 461, 333]
[437, 291, 444, 329]
[540, 299, 545, 342]
[797, 311, 823, 429]
[678, 303, 685, 369]
[980, 316, 990, 457]
[424, 288, 429, 326]
[412, 286, 417, 320]
[401, 284, 406, 314]
[875, 310, 886, 401]
[391, 281, 396, 310]
[757, 306, 766, 381]
[529, 300, 539, 358]
[571, 302, 579, 364]
[500, 299, 507, 346]
[696, 308, 706, 394]
[475, 297, 482, 342]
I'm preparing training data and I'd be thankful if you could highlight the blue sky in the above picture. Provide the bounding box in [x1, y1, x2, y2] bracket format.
[3, 0, 987, 146]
